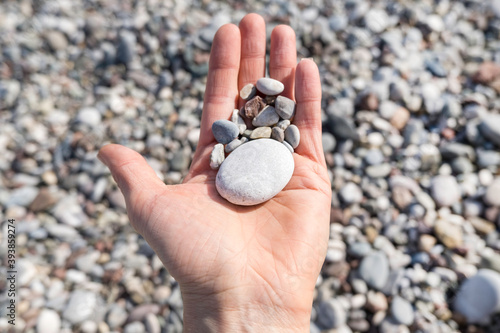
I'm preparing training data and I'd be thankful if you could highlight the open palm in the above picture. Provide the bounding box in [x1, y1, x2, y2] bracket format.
[98, 14, 331, 331]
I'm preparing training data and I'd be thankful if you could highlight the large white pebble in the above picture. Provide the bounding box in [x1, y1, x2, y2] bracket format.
[256, 78, 284, 95]
[216, 139, 294, 206]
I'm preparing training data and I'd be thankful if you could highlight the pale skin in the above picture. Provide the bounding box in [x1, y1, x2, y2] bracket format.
[98, 13, 331, 332]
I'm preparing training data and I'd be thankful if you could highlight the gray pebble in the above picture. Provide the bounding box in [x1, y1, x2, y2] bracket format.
[63, 290, 98, 324]
[364, 149, 384, 165]
[209, 143, 225, 169]
[216, 139, 294, 205]
[339, 182, 363, 204]
[117, 30, 136, 65]
[276, 119, 291, 131]
[454, 269, 500, 323]
[366, 163, 392, 178]
[479, 113, 500, 146]
[451, 157, 474, 174]
[284, 124, 300, 148]
[348, 242, 372, 258]
[327, 114, 358, 140]
[317, 299, 346, 329]
[225, 139, 242, 153]
[390, 296, 414, 326]
[359, 252, 390, 290]
[4, 186, 39, 208]
[107, 304, 128, 329]
[271, 127, 284, 142]
[256, 77, 284, 95]
[431, 175, 461, 207]
[322, 133, 336, 153]
[252, 106, 280, 127]
[275, 95, 296, 119]
[212, 119, 239, 144]
[477, 150, 500, 168]
[76, 107, 102, 127]
[484, 178, 500, 206]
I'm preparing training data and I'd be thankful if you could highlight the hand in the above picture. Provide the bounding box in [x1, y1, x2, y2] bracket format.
[98, 13, 331, 332]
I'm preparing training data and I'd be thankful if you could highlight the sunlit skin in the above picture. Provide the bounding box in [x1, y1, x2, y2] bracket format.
[98, 13, 331, 332]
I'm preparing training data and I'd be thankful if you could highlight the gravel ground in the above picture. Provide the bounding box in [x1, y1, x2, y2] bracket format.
[1, 0, 500, 332]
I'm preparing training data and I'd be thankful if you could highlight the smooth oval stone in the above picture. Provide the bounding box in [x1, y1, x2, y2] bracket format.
[284, 124, 300, 148]
[256, 77, 284, 95]
[454, 269, 500, 323]
[252, 106, 279, 127]
[276, 119, 290, 130]
[240, 83, 256, 100]
[359, 251, 390, 290]
[250, 126, 272, 139]
[390, 296, 414, 326]
[216, 139, 294, 206]
[212, 119, 239, 144]
[225, 139, 242, 153]
[210, 143, 225, 169]
[275, 95, 296, 119]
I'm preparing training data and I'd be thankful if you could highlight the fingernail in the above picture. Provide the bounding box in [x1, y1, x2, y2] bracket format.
[97, 152, 107, 166]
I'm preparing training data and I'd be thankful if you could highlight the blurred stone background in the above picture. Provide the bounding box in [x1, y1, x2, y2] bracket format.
[1, 0, 500, 332]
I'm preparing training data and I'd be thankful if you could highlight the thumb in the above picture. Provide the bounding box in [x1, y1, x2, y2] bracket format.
[98, 144, 166, 234]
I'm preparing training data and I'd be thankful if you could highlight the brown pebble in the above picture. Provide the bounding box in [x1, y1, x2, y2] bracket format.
[390, 107, 410, 131]
[472, 61, 500, 84]
[392, 186, 413, 210]
[244, 96, 266, 119]
[29, 188, 58, 212]
[359, 92, 379, 111]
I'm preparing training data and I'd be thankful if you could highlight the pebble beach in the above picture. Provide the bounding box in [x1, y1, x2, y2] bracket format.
[1, 0, 500, 332]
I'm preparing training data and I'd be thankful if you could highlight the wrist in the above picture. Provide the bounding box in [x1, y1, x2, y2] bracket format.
[181, 288, 312, 332]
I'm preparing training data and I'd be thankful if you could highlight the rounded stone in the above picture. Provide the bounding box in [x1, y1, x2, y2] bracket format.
[390, 296, 414, 326]
[252, 106, 279, 127]
[275, 95, 296, 119]
[240, 83, 256, 100]
[216, 139, 294, 206]
[250, 127, 272, 139]
[454, 269, 500, 323]
[212, 119, 240, 144]
[317, 299, 346, 329]
[484, 178, 500, 206]
[256, 77, 284, 95]
[284, 124, 300, 148]
[271, 127, 284, 142]
[359, 252, 390, 290]
[37, 309, 61, 333]
[339, 182, 363, 204]
[430, 175, 461, 207]
[225, 139, 242, 154]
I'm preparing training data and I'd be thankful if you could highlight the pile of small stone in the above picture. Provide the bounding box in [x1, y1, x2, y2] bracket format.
[208, 77, 299, 205]
[209, 77, 299, 169]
